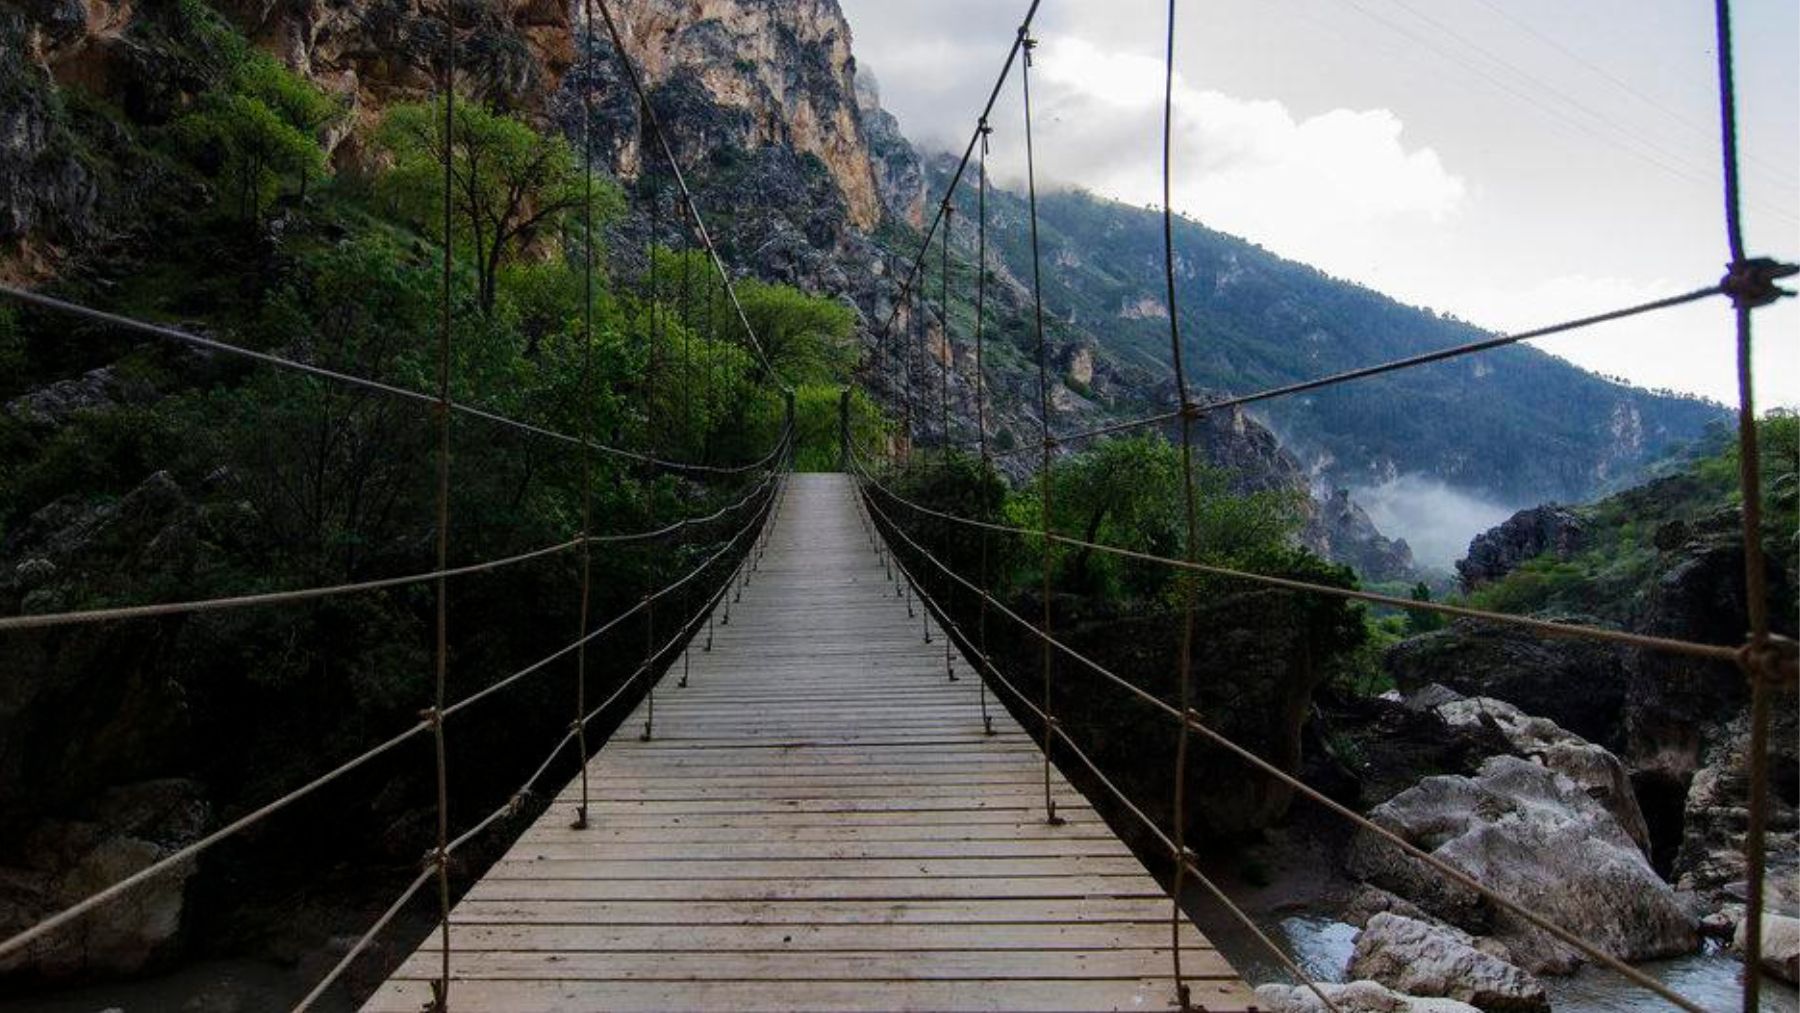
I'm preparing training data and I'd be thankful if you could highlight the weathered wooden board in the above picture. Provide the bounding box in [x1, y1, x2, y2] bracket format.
[361, 474, 1250, 1012]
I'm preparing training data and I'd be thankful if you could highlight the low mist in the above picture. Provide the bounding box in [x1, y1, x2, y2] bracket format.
[1349, 475, 1522, 572]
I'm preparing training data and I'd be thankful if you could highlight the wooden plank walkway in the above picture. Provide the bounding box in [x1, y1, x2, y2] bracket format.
[363, 473, 1255, 1012]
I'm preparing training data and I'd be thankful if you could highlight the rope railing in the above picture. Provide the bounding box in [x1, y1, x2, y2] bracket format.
[850, 441, 1756, 665]
[0, 474, 782, 975]
[0, 284, 786, 477]
[292, 479, 781, 1012]
[0, 447, 787, 633]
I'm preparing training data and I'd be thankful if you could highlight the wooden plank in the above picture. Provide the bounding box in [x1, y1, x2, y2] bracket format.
[482, 856, 1148, 879]
[362, 977, 1260, 1012]
[443, 922, 1213, 951]
[388, 947, 1239, 981]
[463, 875, 1166, 903]
[447, 898, 1185, 925]
[505, 839, 1133, 860]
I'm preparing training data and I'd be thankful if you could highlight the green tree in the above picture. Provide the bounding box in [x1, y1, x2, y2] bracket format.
[735, 279, 857, 384]
[171, 51, 336, 220]
[1404, 581, 1447, 635]
[377, 98, 610, 316]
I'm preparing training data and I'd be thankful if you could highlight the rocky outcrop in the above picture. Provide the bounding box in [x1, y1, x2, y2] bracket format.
[854, 69, 923, 226]
[1347, 913, 1548, 1012]
[1672, 711, 1800, 912]
[1735, 914, 1800, 985]
[574, 0, 882, 229]
[1255, 981, 1481, 1013]
[1434, 697, 1651, 856]
[1347, 755, 1697, 974]
[1385, 619, 1629, 747]
[0, 779, 210, 978]
[1308, 487, 1415, 582]
[1456, 506, 1585, 592]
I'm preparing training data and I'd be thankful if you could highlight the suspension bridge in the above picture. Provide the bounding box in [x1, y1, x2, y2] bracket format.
[361, 472, 1256, 1011]
[0, 0, 1793, 1010]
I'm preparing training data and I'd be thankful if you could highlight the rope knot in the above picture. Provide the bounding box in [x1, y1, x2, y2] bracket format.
[1179, 401, 1205, 421]
[1737, 634, 1798, 690]
[507, 790, 532, 816]
[421, 846, 448, 871]
[417, 706, 443, 729]
[1720, 257, 1797, 309]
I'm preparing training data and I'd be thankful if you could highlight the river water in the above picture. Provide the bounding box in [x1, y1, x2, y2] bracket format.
[1255, 914, 1800, 1012]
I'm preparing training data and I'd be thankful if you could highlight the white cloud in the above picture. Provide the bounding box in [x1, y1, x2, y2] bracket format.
[1003, 36, 1466, 272]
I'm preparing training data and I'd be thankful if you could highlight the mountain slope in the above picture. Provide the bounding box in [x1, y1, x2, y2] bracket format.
[935, 168, 1727, 506]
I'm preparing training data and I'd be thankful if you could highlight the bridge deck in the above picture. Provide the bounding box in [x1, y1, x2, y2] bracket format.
[363, 473, 1255, 1012]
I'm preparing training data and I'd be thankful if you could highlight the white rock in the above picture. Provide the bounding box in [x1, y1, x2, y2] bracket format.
[1348, 912, 1548, 1011]
[1734, 913, 1800, 985]
[1347, 754, 1697, 974]
[1254, 980, 1481, 1013]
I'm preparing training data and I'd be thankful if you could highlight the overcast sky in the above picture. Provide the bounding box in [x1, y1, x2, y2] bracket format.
[837, 0, 1798, 408]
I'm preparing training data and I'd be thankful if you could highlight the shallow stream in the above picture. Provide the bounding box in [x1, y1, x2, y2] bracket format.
[1245, 914, 1800, 1012]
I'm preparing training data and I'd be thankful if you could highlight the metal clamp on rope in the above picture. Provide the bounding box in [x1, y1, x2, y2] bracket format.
[1721, 257, 1798, 309]
[420, 846, 449, 871]
[417, 706, 443, 730]
[507, 790, 532, 817]
[1179, 401, 1206, 421]
[1182, 706, 1205, 727]
[1737, 634, 1798, 690]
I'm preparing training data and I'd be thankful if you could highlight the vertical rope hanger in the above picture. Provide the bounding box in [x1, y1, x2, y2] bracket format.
[427, 0, 457, 1004]
[679, 209, 694, 452]
[1711, 3, 1785, 1009]
[641, 140, 661, 743]
[939, 200, 953, 466]
[1158, 1, 1202, 1006]
[569, 0, 599, 834]
[974, 119, 995, 735]
[1018, 25, 1062, 827]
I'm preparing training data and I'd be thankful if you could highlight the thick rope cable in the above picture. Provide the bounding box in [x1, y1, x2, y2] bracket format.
[585, 0, 783, 388]
[0, 718, 428, 966]
[0, 285, 779, 477]
[0, 538, 578, 632]
[426, 3, 456, 997]
[865, 1, 1044, 378]
[1019, 26, 1061, 827]
[973, 121, 996, 735]
[859, 472, 1708, 1012]
[293, 505, 771, 1011]
[573, 0, 598, 832]
[0, 462, 783, 633]
[983, 283, 1732, 460]
[1709, 3, 1792, 1007]
[0, 476, 779, 972]
[291, 865, 435, 1012]
[939, 201, 953, 464]
[852, 450, 1748, 665]
[1158, 2, 1202, 1005]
